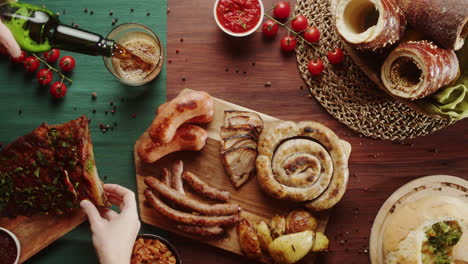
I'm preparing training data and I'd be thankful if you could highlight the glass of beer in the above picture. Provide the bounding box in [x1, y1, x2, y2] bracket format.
[103, 23, 164, 86]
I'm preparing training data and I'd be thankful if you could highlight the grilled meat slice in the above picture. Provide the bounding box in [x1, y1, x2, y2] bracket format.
[221, 135, 257, 153]
[0, 116, 109, 217]
[224, 111, 263, 133]
[221, 146, 257, 188]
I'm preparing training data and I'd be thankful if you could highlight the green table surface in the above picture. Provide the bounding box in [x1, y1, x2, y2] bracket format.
[0, 0, 167, 263]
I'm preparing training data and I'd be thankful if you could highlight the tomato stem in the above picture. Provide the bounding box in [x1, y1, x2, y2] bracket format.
[264, 13, 326, 56]
[32, 54, 73, 84]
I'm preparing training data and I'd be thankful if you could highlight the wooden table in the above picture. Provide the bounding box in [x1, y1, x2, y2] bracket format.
[165, 0, 468, 263]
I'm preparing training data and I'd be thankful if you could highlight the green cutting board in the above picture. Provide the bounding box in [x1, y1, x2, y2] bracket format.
[0, 0, 167, 263]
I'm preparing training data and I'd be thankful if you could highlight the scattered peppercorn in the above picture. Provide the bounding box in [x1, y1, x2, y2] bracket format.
[168, 60, 172, 64]
[84, 8, 88, 13]
[167, 8, 170, 14]
[90, 10, 94, 15]
[180, 38, 183, 42]
[252, 62, 256, 66]
[110, 101, 114, 106]
[176, 50, 179, 54]
[91, 92, 97, 100]
[73, 107, 77, 111]
[181, 77, 186, 82]
[146, 12, 150, 16]
[92, 109, 96, 114]
[109, 10, 113, 16]
[243, 71, 247, 74]
[130, 8, 134, 12]
[104, 110, 108, 115]
[265, 82, 271, 87]
[18, 109, 22, 115]
[103, 175, 108, 180]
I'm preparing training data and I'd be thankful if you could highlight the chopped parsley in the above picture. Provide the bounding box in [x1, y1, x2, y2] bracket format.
[422, 221, 462, 264]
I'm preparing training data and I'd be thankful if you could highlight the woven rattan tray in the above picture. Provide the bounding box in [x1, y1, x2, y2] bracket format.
[294, 0, 454, 140]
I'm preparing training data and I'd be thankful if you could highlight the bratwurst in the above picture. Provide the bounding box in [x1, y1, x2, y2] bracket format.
[145, 177, 241, 215]
[144, 189, 239, 226]
[149, 91, 214, 143]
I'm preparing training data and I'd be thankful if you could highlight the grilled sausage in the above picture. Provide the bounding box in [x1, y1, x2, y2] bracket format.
[149, 91, 214, 143]
[182, 171, 231, 202]
[175, 225, 224, 236]
[171, 160, 185, 195]
[137, 124, 207, 164]
[145, 177, 240, 216]
[144, 189, 239, 226]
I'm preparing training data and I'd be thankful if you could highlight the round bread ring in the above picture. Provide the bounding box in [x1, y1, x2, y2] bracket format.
[256, 121, 349, 210]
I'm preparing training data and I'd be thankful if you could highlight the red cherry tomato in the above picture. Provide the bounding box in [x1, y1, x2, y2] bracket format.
[273, 1, 290, 20]
[10, 51, 27, 63]
[43, 49, 61, 63]
[303, 27, 320, 43]
[36, 69, 53, 86]
[49, 82, 67, 99]
[291, 15, 308, 32]
[280, 36, 297, 52]
[59, 56, 76, 72]
[327, 48, 344, 64]
[262, 20, 279, 37]
[23, 56, 40, 72]
[308, 58, 324, 76]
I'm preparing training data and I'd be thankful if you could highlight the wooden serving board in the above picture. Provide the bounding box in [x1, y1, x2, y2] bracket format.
[134, 89, 330, 262]
[0, 211, 86, 263]
[369, 175, 468, 264]
[328, 0, 448, 120]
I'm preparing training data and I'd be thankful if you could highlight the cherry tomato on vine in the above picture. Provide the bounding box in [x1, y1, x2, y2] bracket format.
[50, 82, 67, 98]
[36, 69, 53, 86]
[327, 48, 344, 64]
[291, 15, 308, 32]
[43, 49, 61, 63]
[308, 58, 324, 76]
[59, 56, 76, 72]
[303, 26, 320, 43]
[23, 56, 40, 72]
[280, 36, 297, 52]
[273, 1, 290, 20]
[262, 20, 279, 37]
[10, 51, 26, 63]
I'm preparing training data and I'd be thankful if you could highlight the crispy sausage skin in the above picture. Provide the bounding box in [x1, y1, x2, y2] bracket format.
[145, 177, 240, 215]
[149, 91, 214, 143]
[171, 160, 185, 195]
[182, 171, 231, 202]
[175, 225, 225, 236]
[137, 124, 207, 163]
[144, 189, 239, 226]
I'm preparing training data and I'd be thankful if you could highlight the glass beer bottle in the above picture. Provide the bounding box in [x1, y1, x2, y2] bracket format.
[0, 1, 115, 56]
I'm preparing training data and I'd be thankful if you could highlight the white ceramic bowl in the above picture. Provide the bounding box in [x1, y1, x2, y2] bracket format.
[0, 227, 21, 264]
[213, 0, 264, 37]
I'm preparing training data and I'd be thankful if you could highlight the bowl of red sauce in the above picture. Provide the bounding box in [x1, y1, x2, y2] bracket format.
[214, 0, 264, 37]
[0, 228, 20, 264]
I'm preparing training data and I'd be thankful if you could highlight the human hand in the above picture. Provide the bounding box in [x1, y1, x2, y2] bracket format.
[0, 20, 21, 58]
[80, 184, 141, 264]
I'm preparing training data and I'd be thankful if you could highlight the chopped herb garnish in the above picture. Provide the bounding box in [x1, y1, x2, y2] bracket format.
[14, 167, 24, 173]
[34, 168, 40, 178]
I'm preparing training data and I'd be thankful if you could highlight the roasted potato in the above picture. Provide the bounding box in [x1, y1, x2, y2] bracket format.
[285, 209, 318, 234]
[255, 221, 273, 251]
[237, 218, 261, 259]
[269, 215, 286, 239]
[268, 230, 315, 264]
[311, 232, 329, 252]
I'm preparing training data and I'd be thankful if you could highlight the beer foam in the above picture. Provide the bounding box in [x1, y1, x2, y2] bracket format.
[112, 33, 160, 81]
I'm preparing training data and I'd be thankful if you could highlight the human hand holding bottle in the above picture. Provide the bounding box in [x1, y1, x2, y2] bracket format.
[80, 184, 141, 264]
[0, 20, 21, 57]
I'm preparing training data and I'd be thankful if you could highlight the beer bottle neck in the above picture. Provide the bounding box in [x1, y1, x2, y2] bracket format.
[50, 25, 115, 57]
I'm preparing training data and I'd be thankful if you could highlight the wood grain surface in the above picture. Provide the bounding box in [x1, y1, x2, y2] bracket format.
[165, 0, 468, 263]
[0, 211, 85, 263]
[134, 90, 331, 263]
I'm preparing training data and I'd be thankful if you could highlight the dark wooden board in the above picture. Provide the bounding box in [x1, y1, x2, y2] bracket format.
[0, 212, 85, 263]
[134, 91, 330, 262]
